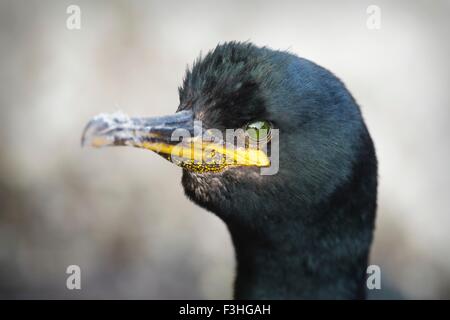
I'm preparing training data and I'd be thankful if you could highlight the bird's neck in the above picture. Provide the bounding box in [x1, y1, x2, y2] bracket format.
[227, 140, 376, 299]
[229, 219, 368, 299]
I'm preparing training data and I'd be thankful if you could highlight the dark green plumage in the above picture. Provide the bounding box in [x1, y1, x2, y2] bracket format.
[179, 42, 377, 299]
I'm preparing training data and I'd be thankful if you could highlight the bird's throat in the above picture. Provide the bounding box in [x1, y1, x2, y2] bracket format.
[229, 222, 368, 300]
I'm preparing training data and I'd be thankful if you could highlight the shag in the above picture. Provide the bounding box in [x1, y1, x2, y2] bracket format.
[82, 42, 377, 299]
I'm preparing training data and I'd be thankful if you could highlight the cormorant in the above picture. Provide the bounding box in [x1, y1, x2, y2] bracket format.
[82, 42, 377, 299]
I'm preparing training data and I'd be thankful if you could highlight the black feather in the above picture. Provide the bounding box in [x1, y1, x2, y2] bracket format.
[179, 42, 377, 299]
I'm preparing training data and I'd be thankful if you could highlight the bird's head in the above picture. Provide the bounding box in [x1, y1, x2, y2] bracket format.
[82, 42, 368, 228]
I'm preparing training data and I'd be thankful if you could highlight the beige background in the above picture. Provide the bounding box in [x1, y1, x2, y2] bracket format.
[0, 0, 449, 298]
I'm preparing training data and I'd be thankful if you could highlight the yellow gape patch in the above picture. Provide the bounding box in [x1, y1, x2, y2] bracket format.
[141, 139, 270, 173]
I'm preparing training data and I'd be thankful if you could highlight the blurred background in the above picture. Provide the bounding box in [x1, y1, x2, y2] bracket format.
[0, 0, 449, 299]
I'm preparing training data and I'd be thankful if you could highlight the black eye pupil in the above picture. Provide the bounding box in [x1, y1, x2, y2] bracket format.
[245, 121, 271, 141]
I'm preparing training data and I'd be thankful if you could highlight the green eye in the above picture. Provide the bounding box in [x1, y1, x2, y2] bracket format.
[245, 120, 272, 142]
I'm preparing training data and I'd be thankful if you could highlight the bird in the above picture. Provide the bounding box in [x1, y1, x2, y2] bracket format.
[82, 41, 378, 299]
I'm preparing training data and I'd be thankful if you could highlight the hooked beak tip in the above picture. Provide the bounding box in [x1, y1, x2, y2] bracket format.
[80, 119, 102, 148]
[81, 112, 131, 148]
[80, 121, 91, 147]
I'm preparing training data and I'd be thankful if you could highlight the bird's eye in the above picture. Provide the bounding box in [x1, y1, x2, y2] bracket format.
[245, 120, 272, 143]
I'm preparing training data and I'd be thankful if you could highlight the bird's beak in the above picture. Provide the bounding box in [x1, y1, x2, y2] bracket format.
[81, 110, 270, 172]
